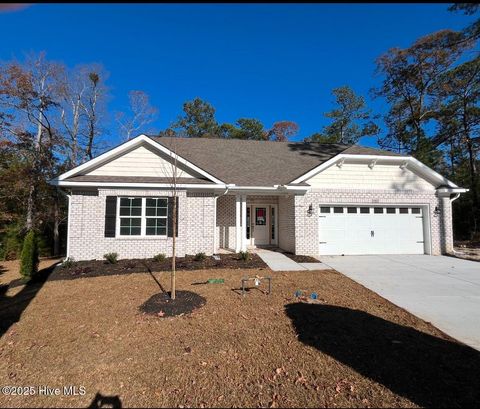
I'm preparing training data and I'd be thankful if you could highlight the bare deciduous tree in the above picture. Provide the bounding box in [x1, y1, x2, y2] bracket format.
[116, 90, 158, 141]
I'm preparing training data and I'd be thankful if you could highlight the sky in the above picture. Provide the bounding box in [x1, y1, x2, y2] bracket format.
[0, 3, 477, 147]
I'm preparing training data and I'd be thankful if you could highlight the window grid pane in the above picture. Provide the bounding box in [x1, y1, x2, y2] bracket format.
[118, 197, 168, 236]
[145, 197, 168, 236]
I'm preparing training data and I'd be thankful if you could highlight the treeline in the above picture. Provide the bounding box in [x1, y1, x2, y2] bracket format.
[0, 4, 478, 260]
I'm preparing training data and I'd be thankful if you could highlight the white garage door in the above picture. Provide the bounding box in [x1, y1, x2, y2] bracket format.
[318, 205, 425, 255]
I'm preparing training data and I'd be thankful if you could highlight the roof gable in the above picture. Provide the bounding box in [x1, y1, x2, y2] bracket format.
[55, 135, 224, 185]
[85, 143, 202, 179]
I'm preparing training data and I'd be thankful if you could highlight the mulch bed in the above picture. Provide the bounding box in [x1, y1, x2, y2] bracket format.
[43, 253, 268, 282]
[139, 290, 206, 317]
[282, 252, 319, 263]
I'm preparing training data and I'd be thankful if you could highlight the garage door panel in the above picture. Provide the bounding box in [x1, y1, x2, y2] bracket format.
[318, 205, 426, 255]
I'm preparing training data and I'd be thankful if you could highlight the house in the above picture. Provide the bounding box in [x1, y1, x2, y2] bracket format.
[51, 134, 466, 261]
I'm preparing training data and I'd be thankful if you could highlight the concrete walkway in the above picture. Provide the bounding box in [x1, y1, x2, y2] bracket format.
[322, 254, 480, 351]
[256, 249, 307, 271]
[256, 249, 333, 272]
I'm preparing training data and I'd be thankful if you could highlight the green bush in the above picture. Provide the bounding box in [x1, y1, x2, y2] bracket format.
[153, 253, 166, 262]
[238, 251, 251, 261]
[61, 257, 76, 269]
[1, 223, 23, 260]
[20, 230, 39, 278]
[103, 252, 118, 264]
[194, 252, 207, 261]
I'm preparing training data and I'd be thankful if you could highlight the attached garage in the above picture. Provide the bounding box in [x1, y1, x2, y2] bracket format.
[318, 205, 427, 255]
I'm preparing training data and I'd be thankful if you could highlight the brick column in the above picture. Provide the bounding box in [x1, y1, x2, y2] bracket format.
[440, 195, 454, 254]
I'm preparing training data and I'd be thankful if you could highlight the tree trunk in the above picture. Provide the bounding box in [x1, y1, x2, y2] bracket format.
[171, 195, 176, 300]
[26, 184, 35, 231]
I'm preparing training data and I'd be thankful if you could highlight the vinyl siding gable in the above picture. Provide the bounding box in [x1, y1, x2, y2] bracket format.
[86, 144, 201, 179]
[306, 163, 436, 191]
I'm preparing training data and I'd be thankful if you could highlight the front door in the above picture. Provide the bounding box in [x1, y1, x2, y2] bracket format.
[252, 206, 269, 245]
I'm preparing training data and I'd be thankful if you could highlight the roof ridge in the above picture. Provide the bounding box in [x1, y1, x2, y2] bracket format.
[152, 135, 353, 147]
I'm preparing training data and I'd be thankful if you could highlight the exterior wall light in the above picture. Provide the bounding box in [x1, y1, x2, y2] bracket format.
[433, 206, 441, 217]
[307, 203, 314, 217]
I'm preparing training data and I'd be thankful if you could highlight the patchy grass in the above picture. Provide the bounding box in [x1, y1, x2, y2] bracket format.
[1, 259, 479, 408]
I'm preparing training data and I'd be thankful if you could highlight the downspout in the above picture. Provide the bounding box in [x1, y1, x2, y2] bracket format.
[213, 186, 230, 254]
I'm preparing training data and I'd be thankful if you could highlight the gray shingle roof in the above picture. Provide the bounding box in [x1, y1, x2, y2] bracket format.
[152, 136, 401, 186]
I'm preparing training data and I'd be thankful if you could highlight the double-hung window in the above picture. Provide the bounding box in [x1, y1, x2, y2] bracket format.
[145, 198, 168, 236]
[119, 198, 142, 236]
[118, 197, 168, 237]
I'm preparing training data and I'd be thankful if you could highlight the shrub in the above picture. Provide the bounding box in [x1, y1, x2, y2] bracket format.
[194, 252, 207, 261]
[62, 257, 76, 269]
[20, 230, 39, 278]
[1, 223, 23, 260]
[103, 252, 118, 264]
[238, 251, 251, 261]
[153, 253, 166, 262]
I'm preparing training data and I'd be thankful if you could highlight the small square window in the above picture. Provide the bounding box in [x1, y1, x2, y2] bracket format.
[386, 208, 396, 214]
[320, 207, 331, 213]
[399, 207, 408, 214]
[360, 207, 370, 214]
[333, 207, 344, 214]
[374, 207, 384, 214]
[411, 208, 421, 214]
[347, 207, 357, 213]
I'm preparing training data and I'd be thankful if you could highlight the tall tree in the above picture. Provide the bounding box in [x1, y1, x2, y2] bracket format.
[174, 97, 218, 138]
[58, 64, 109, 165]
[308, 86, 379, 144]
[448, 3, 480, 44]
[434, 56, 480, 236]
[83, 69, 109, 160]
[0, 52, 63, 231]
[268, 120, 299, 141]
[219, 118, 267, 140]
[116, 90, 158, 141]
[374, 29, 474, 167]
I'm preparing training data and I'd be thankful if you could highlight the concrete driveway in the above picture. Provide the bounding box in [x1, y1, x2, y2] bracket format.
[321, 255, 480, 351]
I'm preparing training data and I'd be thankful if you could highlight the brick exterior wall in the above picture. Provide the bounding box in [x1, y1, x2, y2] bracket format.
[293, 189, 452, 256]
[278, 195, 295, 253]
[68, 188, 454, 259]
[216, 195, 236, 250]
[68, 188, 215, 260]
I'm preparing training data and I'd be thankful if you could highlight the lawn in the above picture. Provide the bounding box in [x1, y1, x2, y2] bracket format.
[1, 258, 480, 408]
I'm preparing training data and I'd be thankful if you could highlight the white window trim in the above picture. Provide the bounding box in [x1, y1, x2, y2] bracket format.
[116, 197, 168, 238]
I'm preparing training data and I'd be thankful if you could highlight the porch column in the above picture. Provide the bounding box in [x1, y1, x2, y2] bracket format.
[235, 195, 241, 252]
[241, 195, 247, 252]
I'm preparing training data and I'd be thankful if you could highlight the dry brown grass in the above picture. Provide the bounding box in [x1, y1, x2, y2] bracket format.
[1, 258, 479, 408]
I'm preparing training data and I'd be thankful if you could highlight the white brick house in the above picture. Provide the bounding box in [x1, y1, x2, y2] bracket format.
[51, 134, 466, 260]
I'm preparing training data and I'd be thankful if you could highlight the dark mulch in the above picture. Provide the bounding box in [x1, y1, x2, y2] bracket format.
[38, 253, 268, 283]
[455, 239, 480, 248]
[139, 290, 206, 317]
[283, 252, 319, 263]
